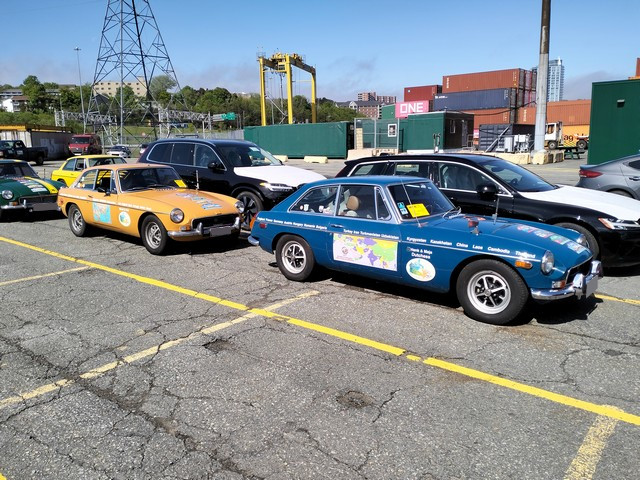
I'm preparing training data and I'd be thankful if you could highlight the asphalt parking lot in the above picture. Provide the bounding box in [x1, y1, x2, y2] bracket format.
[1, 154, 639, 479]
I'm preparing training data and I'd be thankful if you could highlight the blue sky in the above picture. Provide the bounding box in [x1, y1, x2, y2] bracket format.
[3, 0, 638, 101]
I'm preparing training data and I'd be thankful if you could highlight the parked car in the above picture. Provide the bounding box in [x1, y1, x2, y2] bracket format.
[577, 154, 640, 199]
[57, 164, 244, 254]
[0, 140, 48, 165]
[0, 160, 64, 220]
[138, 138, 324, 227]
[51, 155, 127, 186]
[336, 153, 640, 268]
[249, 176, 601, 325]
[106, 145, 132, 158]
[69, 134, 102, 155]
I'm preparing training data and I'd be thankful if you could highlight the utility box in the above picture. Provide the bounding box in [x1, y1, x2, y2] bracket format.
[588, 79, 640, 165]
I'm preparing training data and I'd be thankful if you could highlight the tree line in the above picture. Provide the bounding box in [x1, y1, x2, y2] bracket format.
[1, 75, 361, 130]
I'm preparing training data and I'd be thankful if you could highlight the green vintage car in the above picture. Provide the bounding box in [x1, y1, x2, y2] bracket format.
[0, 159, 64, 220]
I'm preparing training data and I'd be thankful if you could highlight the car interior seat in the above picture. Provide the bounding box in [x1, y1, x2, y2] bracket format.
[343, 195, 360, 217]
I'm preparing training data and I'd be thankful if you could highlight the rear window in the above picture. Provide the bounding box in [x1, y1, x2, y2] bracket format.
[350, 162, 387, 176]
[146, 143, 172, 163]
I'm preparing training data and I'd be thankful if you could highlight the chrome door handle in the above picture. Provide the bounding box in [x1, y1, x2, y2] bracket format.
[330, 224, 344, 229]
[629, 176, 640, 181]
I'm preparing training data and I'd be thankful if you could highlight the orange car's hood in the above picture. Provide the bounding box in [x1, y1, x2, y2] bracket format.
[123, 188, 238, 215]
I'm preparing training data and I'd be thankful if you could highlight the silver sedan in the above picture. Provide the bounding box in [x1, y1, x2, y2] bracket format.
[577, 154, 640, 199]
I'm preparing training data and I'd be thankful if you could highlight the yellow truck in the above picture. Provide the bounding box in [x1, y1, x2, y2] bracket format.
[545, 122, 589, 150]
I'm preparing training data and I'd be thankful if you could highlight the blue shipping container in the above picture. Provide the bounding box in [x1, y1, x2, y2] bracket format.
[433, 88, 516, 111]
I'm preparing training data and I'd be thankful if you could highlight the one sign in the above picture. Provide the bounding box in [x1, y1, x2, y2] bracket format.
[395, 100, 430, 119]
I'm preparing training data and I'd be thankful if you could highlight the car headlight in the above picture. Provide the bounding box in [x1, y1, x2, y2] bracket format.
[575, 234, 587, 246]
[541, 250, 555, 274]
[598, 218, 640, 230]
[169, 208, 184, 223]
[235, 201, 245, 213]
[260, 182, 293, 192]
[2, 190, 13, 200]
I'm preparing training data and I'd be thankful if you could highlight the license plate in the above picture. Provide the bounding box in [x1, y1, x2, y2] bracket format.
[208, 226, 233, 237]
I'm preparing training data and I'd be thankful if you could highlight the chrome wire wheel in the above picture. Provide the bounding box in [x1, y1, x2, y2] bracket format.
[71, 209, 84, 232]
[282, 240, 307, 275]
[145, 222, 162, 249]
[466, 270, 511, 315]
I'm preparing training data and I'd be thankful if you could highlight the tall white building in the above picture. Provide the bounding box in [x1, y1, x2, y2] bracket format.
[548, 58, 565, 101]
[532, 58, 565, 102]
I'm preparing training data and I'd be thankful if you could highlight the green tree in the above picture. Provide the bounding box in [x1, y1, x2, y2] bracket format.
[21, 75, 50, 112]
[149, 75, 177, 107]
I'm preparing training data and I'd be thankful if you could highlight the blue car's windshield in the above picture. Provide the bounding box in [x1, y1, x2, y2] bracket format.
[388, 181, 453, 220]
[477, 157, 555, 192]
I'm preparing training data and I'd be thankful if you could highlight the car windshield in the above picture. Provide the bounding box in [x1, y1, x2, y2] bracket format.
[0, 163, 38, 177]
[476, 157, 555, 192]
[388, 181, 454, 220]
[70, 136, 90, 144]
[217, 144, 281, 167]
[118, 167, 184, 191]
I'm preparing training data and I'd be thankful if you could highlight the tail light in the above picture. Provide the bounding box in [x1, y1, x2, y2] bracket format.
[579, 169, 602, 178]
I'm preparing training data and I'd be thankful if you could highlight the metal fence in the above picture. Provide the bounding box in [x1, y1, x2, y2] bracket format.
[354, 118, 400, 152]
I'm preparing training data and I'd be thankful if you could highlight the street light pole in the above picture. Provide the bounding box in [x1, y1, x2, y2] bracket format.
[74, 47, 86, 133]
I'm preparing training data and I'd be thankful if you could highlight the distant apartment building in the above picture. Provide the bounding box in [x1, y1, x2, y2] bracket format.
[532, 58, 564, 102]
[93, 79, 147, 97]
[337, 100, 382, 119]
[357, 91, 397, 104]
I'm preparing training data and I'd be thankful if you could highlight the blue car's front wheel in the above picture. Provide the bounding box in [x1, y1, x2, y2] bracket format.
[456, 260, 528, 325]
[276, 235, 315, 281]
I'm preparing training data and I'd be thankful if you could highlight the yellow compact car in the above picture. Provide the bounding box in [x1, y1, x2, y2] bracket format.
[51, 154, 127, 186]
[57, 164, 243, 254]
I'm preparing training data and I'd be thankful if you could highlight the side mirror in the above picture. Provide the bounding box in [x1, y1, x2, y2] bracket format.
[208, 159, 224, 171]
[97, 187, 111, 196]
[476, 183, 497, 199]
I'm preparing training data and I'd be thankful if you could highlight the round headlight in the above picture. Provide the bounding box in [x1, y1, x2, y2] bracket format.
[169, 208, 184, 223]
[235, 201, 245, 213]
[2, 190, 13, 200]
[541, 250, 555, 274]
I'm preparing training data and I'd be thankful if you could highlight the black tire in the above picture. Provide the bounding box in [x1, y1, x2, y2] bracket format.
[68, 204, 88, 237]
[57, 179, 68, 186]
[555, 222, 599, 259]
[547, 141, 558, 150]
[456, 259, 528, 325]
[275, 235, 315, 281]
[576, 139, 587, 150]
[608, 189, 632, 198]
[236, 190, 264, 229]
[140, 215, 169, 255]
[35, 154, 45, 166]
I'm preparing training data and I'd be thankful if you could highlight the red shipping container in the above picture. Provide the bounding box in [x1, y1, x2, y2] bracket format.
[404, 84, 441, 102]
[464, 108, 515, 126]
[442, 68, 525, 93]
[516, 100, 591, 126]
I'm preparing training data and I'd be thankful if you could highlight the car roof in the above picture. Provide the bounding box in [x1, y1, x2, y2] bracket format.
[344, 152, 499, 167]
[149, 138, 256, 147]
[65, 154, 120, 160]
[311, 175, 429, 186]
[81, 163, 170, 172]
[0, 159, 29, 165]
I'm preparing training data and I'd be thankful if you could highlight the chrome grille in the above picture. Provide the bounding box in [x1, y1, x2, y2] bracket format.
[191, 214, 238, 229]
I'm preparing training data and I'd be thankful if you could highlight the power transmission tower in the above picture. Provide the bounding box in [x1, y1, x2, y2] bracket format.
[86, 0, 189, 145]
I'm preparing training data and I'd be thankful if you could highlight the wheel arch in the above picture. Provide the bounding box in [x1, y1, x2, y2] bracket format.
[231, 184, 264, 200]
[548, 217, 601, 250]
[448, 254, 528, 295]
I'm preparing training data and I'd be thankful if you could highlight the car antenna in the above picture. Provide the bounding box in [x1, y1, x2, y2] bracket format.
[196, 169, 200, 191]
[492, 194, 500, 224]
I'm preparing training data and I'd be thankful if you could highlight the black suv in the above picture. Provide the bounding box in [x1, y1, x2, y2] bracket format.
[138, 138, 324, 226]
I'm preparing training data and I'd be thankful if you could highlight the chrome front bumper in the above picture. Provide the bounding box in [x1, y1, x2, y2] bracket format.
[168, 216, 240, 239]
[1, 202, 60, 213]
[531, 260, 603, 301]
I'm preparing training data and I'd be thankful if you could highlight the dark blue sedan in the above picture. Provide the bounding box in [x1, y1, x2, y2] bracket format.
[249, 176, 602, 325]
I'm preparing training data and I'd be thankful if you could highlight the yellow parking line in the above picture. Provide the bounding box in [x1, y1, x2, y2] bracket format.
[595, 293, 640, 306]
[0, 267, 90, 287]
[0, 290, 318, 408]
[0, 472, 6, 480]
[564, 411, 620, 480]
[1, 235, 639, 427]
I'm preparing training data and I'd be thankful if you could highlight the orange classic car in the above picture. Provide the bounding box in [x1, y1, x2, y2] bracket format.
[57, 163, 244, 254]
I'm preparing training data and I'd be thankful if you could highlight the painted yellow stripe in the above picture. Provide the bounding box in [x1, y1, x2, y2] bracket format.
[0, 291, 318, 407]
[424, 358, 640, 426]
[0, 472, 7, 480]
[0, 267, 90, 287]
[1, 235, 640, 427]
[595, 293, 640, 306]
[564, 411, 620, 480]
[25, 176, 58, 193]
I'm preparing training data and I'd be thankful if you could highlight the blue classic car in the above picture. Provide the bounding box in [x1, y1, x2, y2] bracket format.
[249, 176, 602, 325]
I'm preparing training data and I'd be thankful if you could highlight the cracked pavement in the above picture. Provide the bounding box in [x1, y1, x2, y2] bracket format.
[0, 212, 639, 479]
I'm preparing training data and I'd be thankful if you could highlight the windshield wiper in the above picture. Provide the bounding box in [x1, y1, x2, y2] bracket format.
[147, 183, 175, 189]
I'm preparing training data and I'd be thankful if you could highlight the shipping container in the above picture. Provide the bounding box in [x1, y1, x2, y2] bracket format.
[403, 84, 441, 102]
[525, 70, 532, 90]
[442, 68, 526, 93]
[380, 104, 395, 119]
[433, 88, 517, 111]
[589, 79, 640, 165]
[516, 100, 591, 126]
[0, 125, 73, 160]
[401, 112, 473, 151]
[464, 108, 516, 126]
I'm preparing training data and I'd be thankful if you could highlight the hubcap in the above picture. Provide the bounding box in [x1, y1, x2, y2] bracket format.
[282, 241, 306, 274]
[146, 222, 162, 248]
[238, 194, 258, 228]
[71, 210, 83, 231]
[467, 270, 511, 314]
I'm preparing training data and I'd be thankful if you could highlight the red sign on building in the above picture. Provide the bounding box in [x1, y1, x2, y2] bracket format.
[395, 100, 430, 118]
